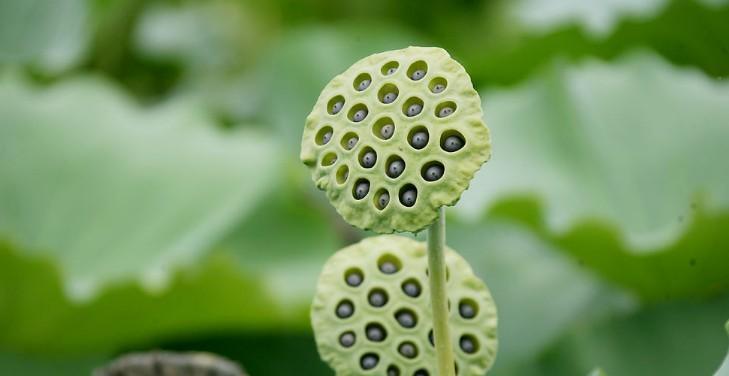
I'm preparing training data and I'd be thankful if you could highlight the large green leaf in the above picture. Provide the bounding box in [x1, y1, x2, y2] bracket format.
[0, 74, 279, 300]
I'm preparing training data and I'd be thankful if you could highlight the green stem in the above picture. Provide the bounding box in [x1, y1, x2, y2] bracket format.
[427, 207, 455, 376]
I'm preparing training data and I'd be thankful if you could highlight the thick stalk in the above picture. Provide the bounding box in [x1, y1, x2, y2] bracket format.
[427, 207, 455, 376]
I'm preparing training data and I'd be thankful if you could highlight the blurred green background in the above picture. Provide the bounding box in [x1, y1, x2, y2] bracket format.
[1, 0, 729, 375]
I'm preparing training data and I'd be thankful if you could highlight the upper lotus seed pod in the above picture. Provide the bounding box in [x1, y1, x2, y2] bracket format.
[301, 46, 491, 233]
[311, 235, 498, 376]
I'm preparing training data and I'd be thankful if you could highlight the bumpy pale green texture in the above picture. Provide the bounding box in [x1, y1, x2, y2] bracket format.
[301, 46, 491, 233]
[311, 235, 498, 375]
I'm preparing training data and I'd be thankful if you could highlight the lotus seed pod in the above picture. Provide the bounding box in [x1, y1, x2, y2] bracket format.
[301, 46, 491, 233]
[311, 235, 498, 376]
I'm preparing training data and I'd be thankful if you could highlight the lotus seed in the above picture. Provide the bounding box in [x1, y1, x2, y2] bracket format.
[358, 79, 371, 91]
[395, 310, 416, 328]
[353, 109, 368, 122]
[398, 342, 417, 359]
[459, 301, 476, 319]
[406, 103, 422, 117]
[322, 130, 332, 144]
[380, 123, 394, 139]
[424, 164, 444, 181]
[378, 191, 390, 209]
[361, 150, 376, 168]
[382, 92, 397, 104]
[360, 353, 379, 370]
[339, 331, 356, 347]
[443, 135, 464, 152]
[387, 159, 405, 178]
[400, 187, 417, 207]
[366, 323, 387, 342]
[432, 83, 445, 93]
[354, 181, 370, 199]
[331, 101, 343, 114]
[410, 131, 428, 149]
[411, 69, 425, 80]
[386, 67, 397, 75]
[379, 261, 398, 274]
[414, 369, 429, 376]
[336, 300, 354, 319]
[438, 106, 454, 117]
[460, 336, 477, 354]
[402, 280, 421, 297]
[386, 365, 400, 376]
[345, 270, 363, 287]
[346, 135, 358, 149]
[368, 289, 388, 307]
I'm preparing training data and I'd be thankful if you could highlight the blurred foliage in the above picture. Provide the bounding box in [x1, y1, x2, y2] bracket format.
[1, 0, 728, 375]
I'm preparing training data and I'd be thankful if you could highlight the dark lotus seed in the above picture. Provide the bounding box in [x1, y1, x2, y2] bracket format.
[398, 342, 417, 359]
[414, 369, 429, 376]
[460, 336, 477, 354]
[382, 92, 397, 104]
[361, 150, 377, 168]
[406, 103, 422, 117]
[336, 301, 354, 318]
[395, 310, 416, 328]
[345, 270, 363, 287]
[346, 136, 358, 150]
[353, 109, 368, 122]
[400, 188, 417, 207]
[387, 159, 405, 178]
[368, 289, 388, 307]
[387, 365, 400, 376]
[354, 181, 370, 199]
[459, 301, 476, 319]
[443, 135, 464, 152]
[387, 67, 397, 75]
[339, 331, 356, 347]
[378, 192, 390, 209]
[380, 124, 394, 139]
[410, 131, 428, 149]
[432, 84, 445, 93]
[379, 261, 398, 274]
[424, 164, 444, 181]
[358, 79, 371, 91]
[360, 353, 379, 370]
[331, 101, 343, 114]
[402, 280, 421, 297]
[322, 131, 332, 144]
[366, 323, 387, 342]
[411, 69, 425, 80]
[438, 106, 454, 117]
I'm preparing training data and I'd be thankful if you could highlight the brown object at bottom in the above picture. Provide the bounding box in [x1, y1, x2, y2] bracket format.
[92, 351, 246, 376]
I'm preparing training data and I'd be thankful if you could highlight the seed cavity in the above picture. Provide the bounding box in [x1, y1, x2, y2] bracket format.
[378, 254, 401, 274]
[460, 334, 479, 354]
[441, 131, 465, 152]
[399, 184, 417, 207]
[436, 101, 457, 118]
[340, 132, 359, 151]
[375, 189, 390, 210]
[335, 300, 354, 319]
[339, 331, 356, 348]
[345, 268, 364, 287]
[429, 77, 447, 93]
[360, 353, 379, 370]
[428, 329, 434, 347]
[353, 179, 370, 200]
[365, 322, 388, 342]
[421, 161, 445, 181]
[401, 279, 421, 297]
[459, 299, 479, 319]
[328, 96, 345, 115]
[403, 97, 424, 117]
[414, 369, 429, 376]
[316, 126, 334, 145]
[395, 308, 417, 329]
[336, 165, 349, 184]
[373, 117, 395, 141]
[359, 147, 377, 168]
[386, 156, 405, 178]
[408, 127, 429, 149]
[354, 73, 372, 91]
[368, 288, 389, 308]
[386, 365, 400, 376]
[408, 60, 427, 81]
[378, 83, 399, 104]
[348, 104, 368, 123]
[382, 61, 399, 76]
[321, 153, 337, 167]
[398, 341, 418, 359]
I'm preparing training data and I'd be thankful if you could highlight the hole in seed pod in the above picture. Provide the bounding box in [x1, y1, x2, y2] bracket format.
[435, 101, 457, 118]
[373, 117, 395, 140]
[365, 322, 388, 342]
[459, 298, 479, 319]
[425, 266, 450, 280]
[315, 126, 334, 145]
[341, 132, 359, 151]
[399, 184, 417, 207]
[428, 329, 434, 347]
[401, 278, 421, 298]
[359, 147, 377, 168]
[398, 341, 418, 359]
[382, 61, 399, 76]
[395, 308, 418, 329]
[335, 300, 354, 319]
[360, 353, 379, 370]
[407, 60, 428, 81]
[429, 77, 447, 94]
[328, 96, 345, 115]
[348, 103, 368, 123]
[339, 331, 356, 348]
[387, 365, 401, 376]
[368, 288, 388, 308]
[455, 363, 459, 375]
[321, 153, 337, 167]
[440, 130, 465, 152]
[374, 189, 390, 210]
[378, 254, 401, 274]
[414, 369, 429, 376]
[421, 161, 445, 182]
[336, 165, 349, 185]
[378, 83, 399, 104]
[408, 126, 429, 150]
[344, 268, 364, 287]
[385, 155, 405, 179]
[459, 334, 479, 354]
[354, 73, 372, 92]
[403, 97, 424, 117]
[352, 178, 370, 200]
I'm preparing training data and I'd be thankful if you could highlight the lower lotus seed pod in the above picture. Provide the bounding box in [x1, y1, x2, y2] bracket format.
[301, 47, 491, 233]
[311, 236, 498, 376]
[92, 351, 246, 376]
